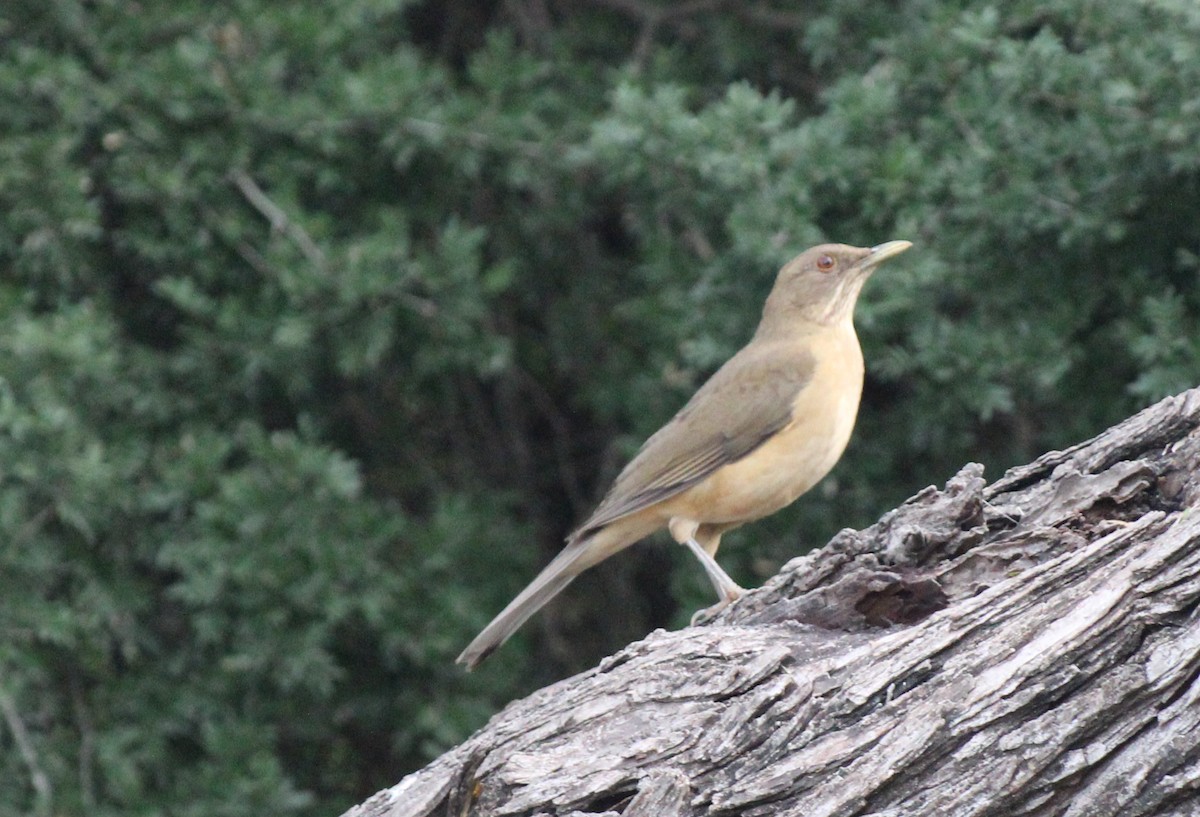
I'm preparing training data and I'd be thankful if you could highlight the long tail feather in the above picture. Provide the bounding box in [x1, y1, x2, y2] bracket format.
[456, 538, 597, 670]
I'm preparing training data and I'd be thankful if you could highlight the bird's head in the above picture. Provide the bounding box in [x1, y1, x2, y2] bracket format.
[758, 240, 912, 335]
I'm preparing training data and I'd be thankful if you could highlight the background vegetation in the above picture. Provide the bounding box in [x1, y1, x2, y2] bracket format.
[2, 0, 1199, 814]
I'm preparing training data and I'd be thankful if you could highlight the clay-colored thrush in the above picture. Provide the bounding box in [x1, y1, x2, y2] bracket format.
[457, 240, 912, 669]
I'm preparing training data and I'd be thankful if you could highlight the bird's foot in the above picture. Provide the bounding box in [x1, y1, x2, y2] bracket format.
[689, 592, 744, 626]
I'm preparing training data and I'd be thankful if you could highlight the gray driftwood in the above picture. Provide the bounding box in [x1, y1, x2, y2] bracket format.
[349, 388, 1200, 817]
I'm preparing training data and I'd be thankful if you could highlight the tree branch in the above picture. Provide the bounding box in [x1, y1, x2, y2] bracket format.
[229, 169, 327, 270]
[0, 680, 52, 816]
[69, 670, 97, 811]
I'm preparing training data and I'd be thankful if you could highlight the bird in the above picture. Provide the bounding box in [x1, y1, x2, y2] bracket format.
[457, 240, 912, 669]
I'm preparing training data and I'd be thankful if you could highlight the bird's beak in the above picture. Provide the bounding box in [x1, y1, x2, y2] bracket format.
[861, 240, 913, 270]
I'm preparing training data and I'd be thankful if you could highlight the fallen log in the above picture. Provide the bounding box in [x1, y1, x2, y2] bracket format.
[349, 387, 1200, 817]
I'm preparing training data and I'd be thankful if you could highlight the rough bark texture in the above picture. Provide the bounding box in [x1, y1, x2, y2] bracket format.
[349, 388, 1200, 817]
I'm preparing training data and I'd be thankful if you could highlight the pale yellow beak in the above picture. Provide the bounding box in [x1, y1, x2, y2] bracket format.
[862, 240, 913, 269]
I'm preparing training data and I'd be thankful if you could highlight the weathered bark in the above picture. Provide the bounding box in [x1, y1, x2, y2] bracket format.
[349, 388, 1200, 817]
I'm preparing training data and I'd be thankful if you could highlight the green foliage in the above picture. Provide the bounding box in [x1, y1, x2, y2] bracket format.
[2, 0, 1200, 814]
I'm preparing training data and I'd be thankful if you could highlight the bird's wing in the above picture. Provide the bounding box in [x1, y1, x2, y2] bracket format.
[573, 345, 816, 538]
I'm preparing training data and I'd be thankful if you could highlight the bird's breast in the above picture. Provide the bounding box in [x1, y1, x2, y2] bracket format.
[673, 323, 864, 524]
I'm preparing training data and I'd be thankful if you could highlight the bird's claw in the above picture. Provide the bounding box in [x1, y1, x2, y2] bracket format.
[690, 596, 730, 626]
[688, 583, 744, 625]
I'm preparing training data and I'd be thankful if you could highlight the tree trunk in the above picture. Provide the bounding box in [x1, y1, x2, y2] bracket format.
[348, 388, 1200, 817]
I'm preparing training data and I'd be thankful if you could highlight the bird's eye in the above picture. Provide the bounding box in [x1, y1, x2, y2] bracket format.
[816, 255, 836, 272]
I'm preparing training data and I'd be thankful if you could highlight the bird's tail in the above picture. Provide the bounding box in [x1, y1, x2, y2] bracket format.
[456, 535, 601, 670]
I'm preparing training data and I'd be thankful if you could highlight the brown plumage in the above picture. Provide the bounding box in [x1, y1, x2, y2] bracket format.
[457, 240, 912, 669]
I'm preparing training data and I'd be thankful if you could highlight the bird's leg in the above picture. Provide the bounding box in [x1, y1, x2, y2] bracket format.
[669, 517, 744, 625]
[681, 536, 744, 603]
